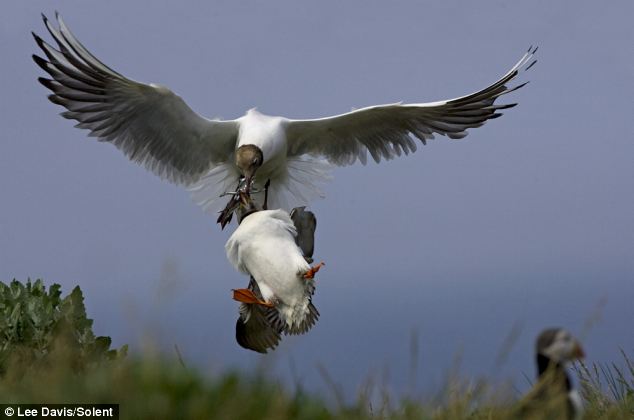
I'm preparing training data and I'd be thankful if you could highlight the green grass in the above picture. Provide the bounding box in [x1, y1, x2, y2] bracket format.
[575, 352, 634, 419]
[1, 354, 632, 419]
[1, 279, 632, 419]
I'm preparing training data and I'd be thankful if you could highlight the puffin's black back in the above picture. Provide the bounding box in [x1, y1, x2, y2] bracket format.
[290, 207, 317, 262]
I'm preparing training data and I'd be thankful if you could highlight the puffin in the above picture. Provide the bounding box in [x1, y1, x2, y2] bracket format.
[226, 199, 322, 353]
[518, 328, 585, 419]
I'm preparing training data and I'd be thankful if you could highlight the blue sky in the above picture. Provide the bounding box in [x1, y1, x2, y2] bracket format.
[1, 0, 633, 400]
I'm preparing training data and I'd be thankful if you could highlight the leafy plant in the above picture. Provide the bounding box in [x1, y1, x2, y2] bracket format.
[0, 279, 126, 376]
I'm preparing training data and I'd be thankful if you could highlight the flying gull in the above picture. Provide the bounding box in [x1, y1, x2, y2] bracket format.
[33, 13, 537, 214]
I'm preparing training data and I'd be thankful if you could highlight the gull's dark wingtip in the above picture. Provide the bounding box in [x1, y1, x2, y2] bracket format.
[494, 102, 517, 111]
[56, 12, 69, 29]
[32, 54, 48, 70]
[525, 59, 538, 71]
[47, 94, 63, 105]
[31, 31, 47, 50]
[501, 81, 529, 97]
[38, 77, 56, 91]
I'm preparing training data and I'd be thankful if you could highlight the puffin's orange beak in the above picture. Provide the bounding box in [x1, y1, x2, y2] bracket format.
[572, 342, 585, 359]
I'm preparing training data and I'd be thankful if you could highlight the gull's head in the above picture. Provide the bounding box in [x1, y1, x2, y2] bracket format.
[536, 328, 585, 365]
[235, 144, 264, 188]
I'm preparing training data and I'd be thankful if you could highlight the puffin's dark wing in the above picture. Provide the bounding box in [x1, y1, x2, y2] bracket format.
[283, 301, 320, 336]
[290, 207, 317, 262]
[32, 13, 238, 185]
[235, 278, 284, 353]
[285, 47, 536, 166]
[285, 206, 319, 335]
[235, 276, 320, 345]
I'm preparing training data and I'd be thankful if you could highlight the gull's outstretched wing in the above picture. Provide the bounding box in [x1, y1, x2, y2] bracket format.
[285, 47, 537, 166]
[32, 13, 238, 185]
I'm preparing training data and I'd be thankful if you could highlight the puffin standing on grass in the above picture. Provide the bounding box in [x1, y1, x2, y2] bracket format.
[518, 328, 585, 420]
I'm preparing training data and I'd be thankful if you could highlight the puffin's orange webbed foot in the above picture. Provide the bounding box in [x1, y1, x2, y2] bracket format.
[232, 289, 275, 307]
[303, 261, 325, 280]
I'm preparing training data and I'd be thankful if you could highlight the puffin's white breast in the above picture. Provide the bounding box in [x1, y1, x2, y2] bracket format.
[225, 209, 310, 304]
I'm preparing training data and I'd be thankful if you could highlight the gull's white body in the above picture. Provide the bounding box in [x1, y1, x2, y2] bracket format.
[225, 209, 313, 332]
[188, 109, 334, 213]
[237, 111, 287, 164]
[33, 14, 536, 213]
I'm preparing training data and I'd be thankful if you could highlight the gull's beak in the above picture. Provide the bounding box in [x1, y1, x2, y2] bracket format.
[243, 167, 258, 195]
[244, 175, 253, 194]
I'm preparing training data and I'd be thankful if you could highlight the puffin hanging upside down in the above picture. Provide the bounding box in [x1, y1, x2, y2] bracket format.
[224, 180, 324, 352]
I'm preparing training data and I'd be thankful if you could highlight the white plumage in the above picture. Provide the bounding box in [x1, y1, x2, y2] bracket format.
[33, 13, 536, 213]
[225, 209, 316, 333]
